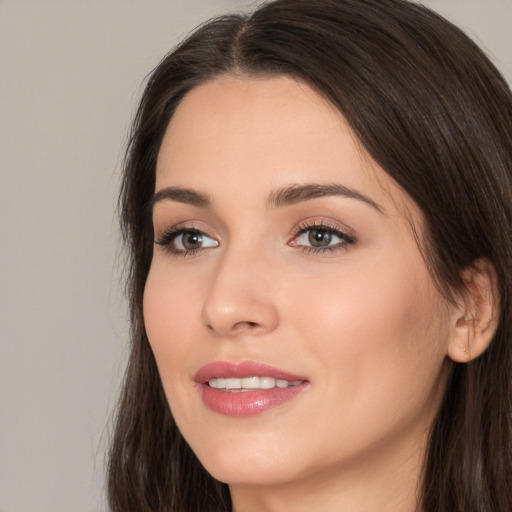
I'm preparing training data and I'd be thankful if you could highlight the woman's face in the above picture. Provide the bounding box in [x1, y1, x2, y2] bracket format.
[144, 75, 454, 489]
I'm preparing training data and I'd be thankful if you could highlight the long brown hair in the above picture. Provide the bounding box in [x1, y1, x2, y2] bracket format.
[108, 1, 512, 510]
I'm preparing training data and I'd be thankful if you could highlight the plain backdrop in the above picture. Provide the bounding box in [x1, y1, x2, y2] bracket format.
[0, 1, 510, 511]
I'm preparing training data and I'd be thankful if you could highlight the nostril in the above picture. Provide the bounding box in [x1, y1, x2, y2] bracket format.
[232, 321, 261, 332]
[206, 320, 261, 335]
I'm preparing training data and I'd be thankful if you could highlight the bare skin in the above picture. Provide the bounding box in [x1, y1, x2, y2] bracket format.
[143, 75, 494, 512]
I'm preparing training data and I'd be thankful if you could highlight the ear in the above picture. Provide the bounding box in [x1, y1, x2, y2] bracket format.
[447, 258, 500, 363]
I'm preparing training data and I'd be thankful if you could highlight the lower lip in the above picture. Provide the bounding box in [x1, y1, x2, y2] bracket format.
[199, 383, 307, 417]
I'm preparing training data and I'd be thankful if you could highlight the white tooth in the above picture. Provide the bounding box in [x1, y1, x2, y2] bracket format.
[241, 376, 260, 389]
[225, 378, 242, 389]
[210, 376, 302, 390]
[209, 378, 226, 389]
[260, 377, 276, 389]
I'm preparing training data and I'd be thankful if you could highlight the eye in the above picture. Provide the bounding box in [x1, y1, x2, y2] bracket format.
[173, 230, 217, 251]
[290, 222, 355, 253]
[300, 228, 337, 247]
[155, 228, 219, 255]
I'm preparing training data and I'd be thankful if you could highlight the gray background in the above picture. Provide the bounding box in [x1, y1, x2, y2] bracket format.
[1, 1, 510, 511]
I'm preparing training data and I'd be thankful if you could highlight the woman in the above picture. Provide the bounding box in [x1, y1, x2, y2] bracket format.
[108, 0, 512, 510]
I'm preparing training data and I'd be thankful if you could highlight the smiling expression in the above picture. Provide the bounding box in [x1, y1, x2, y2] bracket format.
[143, 75, 455, 490]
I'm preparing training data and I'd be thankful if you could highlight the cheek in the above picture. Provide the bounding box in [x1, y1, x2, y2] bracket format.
[292, 251, 445, 348]
[287, 250, 450, 430]
[143, 264, 209, 437]
[143, 264, 201, 376]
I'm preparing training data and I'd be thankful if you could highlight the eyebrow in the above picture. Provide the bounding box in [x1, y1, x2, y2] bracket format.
[148, 187, 213, 210]
[267, 183, 383, 213]
[148, 182, 383, 213]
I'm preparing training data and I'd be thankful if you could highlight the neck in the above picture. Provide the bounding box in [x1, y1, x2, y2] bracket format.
[229, 430, 427, 512]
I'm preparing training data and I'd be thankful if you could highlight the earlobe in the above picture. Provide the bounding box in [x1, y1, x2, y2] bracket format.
[447, 258, 500, 363]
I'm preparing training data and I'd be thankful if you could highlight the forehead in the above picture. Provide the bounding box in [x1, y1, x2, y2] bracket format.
[156, 74, 419, 222]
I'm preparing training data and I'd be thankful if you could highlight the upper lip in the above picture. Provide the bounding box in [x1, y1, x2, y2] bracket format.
[194, 361, 307, 384]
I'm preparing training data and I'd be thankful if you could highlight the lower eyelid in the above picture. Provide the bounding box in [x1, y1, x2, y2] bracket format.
[300, 244, 347, 254]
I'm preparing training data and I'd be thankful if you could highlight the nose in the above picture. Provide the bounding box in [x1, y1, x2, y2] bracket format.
[201, 247, 279, 338]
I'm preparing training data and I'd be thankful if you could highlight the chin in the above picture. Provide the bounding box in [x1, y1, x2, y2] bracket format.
[189, 432, 305, 486]
[204, 458, 299, 487]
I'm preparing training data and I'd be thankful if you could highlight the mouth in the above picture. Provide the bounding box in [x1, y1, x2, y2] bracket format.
[195, 361, 309, 416]
[208, 376, 304, 392]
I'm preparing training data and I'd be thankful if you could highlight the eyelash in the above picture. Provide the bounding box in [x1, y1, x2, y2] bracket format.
[292, 221, 356, 254]
[154, 221, 356, 257]
[155, 225, 212, 257]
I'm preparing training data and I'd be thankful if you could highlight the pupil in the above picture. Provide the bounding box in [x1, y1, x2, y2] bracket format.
[309, 229, 332, 247]
[183, 232, 202, 250]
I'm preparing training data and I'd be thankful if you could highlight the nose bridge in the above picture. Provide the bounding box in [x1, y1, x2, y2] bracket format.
[201, 240, 279, 337]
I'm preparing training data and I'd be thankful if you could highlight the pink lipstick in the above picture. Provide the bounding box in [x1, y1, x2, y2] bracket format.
[195, 361, 308, 417]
